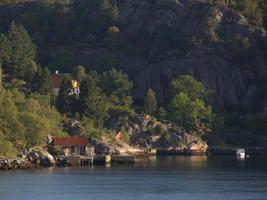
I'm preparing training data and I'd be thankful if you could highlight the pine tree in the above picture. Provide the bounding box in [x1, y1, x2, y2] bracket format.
[100, 68, 132, 97]
[80, 73, 109, 127]
[144, 88, 158, 115]
[8, 22, 37, 80]
[33, 67, 52, 95]
[0, 34, 11, 67]
[56, 76, 73, 113]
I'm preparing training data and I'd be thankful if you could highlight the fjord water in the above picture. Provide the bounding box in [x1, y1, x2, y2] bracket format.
[1, 156, 267, 200]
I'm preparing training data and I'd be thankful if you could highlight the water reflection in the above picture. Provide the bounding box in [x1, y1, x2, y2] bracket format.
[1, 156, 267, 200]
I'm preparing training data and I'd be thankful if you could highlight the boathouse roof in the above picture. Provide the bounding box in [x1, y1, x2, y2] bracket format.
[52, 136, 87, 147]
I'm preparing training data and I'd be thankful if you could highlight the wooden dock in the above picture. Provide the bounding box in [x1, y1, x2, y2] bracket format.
[59, 155, 136, 166]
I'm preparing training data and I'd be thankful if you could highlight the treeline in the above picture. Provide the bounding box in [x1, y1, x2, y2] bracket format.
[0, 0, 266, 156]
[0, 83, 64, 157]
[56, 67, 215, 137]
[0, 23, 63, 157]
[0, 22, 216, 157]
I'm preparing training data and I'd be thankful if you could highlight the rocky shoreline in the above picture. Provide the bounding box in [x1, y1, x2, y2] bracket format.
[2, 147, 267, 170]
[0, 148, 56, 170]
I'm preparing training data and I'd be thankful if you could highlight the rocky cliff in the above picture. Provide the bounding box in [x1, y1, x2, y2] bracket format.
[105, 112, 208, 153]
[116, 0, 267, 113]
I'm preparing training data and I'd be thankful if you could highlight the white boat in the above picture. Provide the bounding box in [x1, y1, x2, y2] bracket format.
[236, 148, 245, 158]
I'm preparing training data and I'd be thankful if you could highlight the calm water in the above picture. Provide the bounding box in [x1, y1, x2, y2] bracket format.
[1, 156, 267, 200]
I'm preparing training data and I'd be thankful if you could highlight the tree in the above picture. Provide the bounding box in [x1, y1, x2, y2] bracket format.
[0, 34, 11, 66]
[168, 92, 213, 136]
[100, 68, 133, 112]
[168, 75, 214, 136]
[56, 76, 73, 113]
[170, 75, 208, 101]
[0, 89, 26, 149]
[72, 65, 86, 83]
[33, 67, 52, 95]
[95, 0, 119, 35]
[144, 88, 158, 115]
[0, 132, 17, 158]
[100, 68, 132, 97]
[8, 23, 37, 80]
[80, 73, 109, 127]
[20, 112, 50, 147]
[168, 92, 194, 128]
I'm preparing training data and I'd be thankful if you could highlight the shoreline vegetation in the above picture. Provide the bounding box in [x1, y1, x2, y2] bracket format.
[0, 0, 267, 169]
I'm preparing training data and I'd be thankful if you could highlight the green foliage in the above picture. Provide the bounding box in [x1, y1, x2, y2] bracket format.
[170, 75, 208, 101]
[72, 65, 86, 83]
[81, 118, 104, 140]
[73, 0, 119, 37]
[56, 76, 73, 113]
[0, 23, 37, 81]
[168, 75, 214, 136]
[7, 23, 37, 80]
[0, 0, 266, 155]
[80, 73, 110, 127]
[100, 68, 132, 97]
[0, 34, 11, 66]
[20, 112, 50, 147]
[144, 88, 158, 115]
[0, 132, 17, 158]
[100, 68, 134, 113]
[32, 67, 53, 95]
[168, 92, 194, 128]
[0, 87, 64, 155]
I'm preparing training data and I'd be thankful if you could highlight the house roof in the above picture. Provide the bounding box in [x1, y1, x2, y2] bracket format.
[52, 136, 87, 147]
[52, 74, 79, 89]
[52, 74, 64, 89]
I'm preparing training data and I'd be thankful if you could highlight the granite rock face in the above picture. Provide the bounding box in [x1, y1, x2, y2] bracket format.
[105, 112, 208, 154]
[117, 0, 267, 112]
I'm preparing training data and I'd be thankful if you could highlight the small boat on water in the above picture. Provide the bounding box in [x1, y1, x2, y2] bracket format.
[236, 148, 245, 158]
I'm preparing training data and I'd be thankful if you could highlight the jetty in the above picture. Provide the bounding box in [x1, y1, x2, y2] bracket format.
[58, 154, 136, 166]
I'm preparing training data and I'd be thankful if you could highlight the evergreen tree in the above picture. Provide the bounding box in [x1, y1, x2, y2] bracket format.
[80, 73, 109, 127]
[93, 0, 119, 35]
[56, 76, 73, 113]
[170, 75, 208, 101]
[33, 67, 52, 95]
[144, 88, 158, 115]
[0, 34, 11, 66]
[7, 23, 37, 80]
[100, 68, 132, 97]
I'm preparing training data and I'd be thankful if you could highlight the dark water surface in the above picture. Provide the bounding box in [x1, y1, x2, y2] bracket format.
[1, 156, 267, 200]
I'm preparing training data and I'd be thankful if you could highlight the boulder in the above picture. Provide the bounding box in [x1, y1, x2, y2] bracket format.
[27, 149, 56, 167]
[106, 111, 208, 154]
